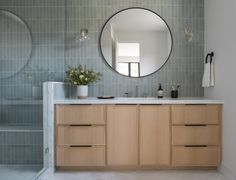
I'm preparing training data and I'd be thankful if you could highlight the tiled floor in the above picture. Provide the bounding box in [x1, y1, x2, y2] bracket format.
[41, 170, 226, 180]
[0, 165, 42, 180]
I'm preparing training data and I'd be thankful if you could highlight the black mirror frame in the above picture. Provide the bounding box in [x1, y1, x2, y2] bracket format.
[0, 9, 33, 79]
[99, 7, 173, 78]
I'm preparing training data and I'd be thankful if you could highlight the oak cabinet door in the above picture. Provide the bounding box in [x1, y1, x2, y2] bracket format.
[56, 146, 106, 166]
[107, 105, 138, 166]
[172, 146, 220, 167]
[171, 104, 222, 167]
[139, 105, 170, 166]
[171, 105, 221, 125]
[56, 105, 106, 125]
[57, 126, 106, 146]
[56, 105, 106, 167]
[172, 125, 220, 146]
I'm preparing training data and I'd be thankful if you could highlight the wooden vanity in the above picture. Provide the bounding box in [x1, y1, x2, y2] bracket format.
[55, 103, 222, 169]
[56, 105, 106, 167]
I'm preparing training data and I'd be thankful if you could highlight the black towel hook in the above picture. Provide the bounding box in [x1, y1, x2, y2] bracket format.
[205, 52, 214, 64]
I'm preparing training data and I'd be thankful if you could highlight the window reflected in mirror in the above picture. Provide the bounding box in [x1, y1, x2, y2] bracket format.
[116, 43, 140, 77]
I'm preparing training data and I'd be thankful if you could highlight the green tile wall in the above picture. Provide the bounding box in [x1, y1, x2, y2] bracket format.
[65, 0, 204, 97]
[0, 0, 204, 165]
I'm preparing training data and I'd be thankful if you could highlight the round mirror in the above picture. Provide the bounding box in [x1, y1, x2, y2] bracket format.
[100, 8, 173, 77]
[0, 10, 32, 79]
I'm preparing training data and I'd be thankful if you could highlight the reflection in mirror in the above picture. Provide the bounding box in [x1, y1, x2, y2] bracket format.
[0, 10, 32, 79]
[100, 8, 172, 77]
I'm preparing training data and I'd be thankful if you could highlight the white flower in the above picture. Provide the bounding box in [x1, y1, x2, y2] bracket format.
[79, 75, 84, 79]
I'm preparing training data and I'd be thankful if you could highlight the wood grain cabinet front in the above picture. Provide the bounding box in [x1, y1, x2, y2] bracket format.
[56, 146, 106, 167]
[171, 105, 220, 125]
[139, 105, 170, 166]
[172, 125, 220, 146]
[56, 105, 106, 125]
[55, 105, 106, 167]
[107, 105, 139, 166]
[57, 125, 105, 146]
[172, 146, 220, 167]
[171, 105, 222, 167]
[55, 104, 222, 169]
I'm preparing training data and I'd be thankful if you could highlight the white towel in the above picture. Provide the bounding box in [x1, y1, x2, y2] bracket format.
[210, 62, 215, 86]
[202, 62, 211, 87]
[202, 61, 215, 87]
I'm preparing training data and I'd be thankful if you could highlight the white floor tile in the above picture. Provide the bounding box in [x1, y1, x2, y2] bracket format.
[0, 165, 42, 180]
[41, 170, 226, 180]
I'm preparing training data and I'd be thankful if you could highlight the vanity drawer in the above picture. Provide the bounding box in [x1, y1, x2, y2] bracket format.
[171, 105, 221, 125]
[56, 146, 106, 167]
[56, 105, 106, 125]
[172, 146, 220, 167]
[172, 125, 220, 145]
[57, 125, 105, 146]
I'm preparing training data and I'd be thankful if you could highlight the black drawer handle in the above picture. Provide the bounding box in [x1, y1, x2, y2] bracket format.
[69, 124, 92, 127]
[70, 145, 92, 148]
[185, 104, 207, 106]
[185, 124, 207, 127]
[68, 104, 92, 106]
[184, 145, 207, 148]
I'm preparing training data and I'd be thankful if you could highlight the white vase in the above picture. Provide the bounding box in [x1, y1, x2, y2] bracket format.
[77, 85, 88, 99]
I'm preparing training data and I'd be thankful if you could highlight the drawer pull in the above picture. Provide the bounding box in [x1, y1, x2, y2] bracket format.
[185, 124, 207, 127]
[68, 104, 92, 106]
[69, 124, 92, 127]
[184, 145, 207, 148]
[185, 104, 207, 106]
[70, 145, 92, 148]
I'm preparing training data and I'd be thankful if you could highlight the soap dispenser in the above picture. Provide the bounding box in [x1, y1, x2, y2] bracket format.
[157, 83, 164, 98]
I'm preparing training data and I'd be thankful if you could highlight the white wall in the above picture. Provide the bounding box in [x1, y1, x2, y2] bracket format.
[116, 30, 170, 76]
[204, 0, 236, 179]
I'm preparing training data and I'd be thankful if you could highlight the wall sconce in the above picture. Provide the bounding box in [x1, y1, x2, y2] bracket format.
[76, 28, 89, 43]
[185, 27, 194, 42]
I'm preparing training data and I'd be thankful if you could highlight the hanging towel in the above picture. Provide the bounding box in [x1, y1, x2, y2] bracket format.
[210, 61, 215, 86]
[202, 62, 211, 87]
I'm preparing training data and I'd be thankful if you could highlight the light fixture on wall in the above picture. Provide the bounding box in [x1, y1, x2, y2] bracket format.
[76, 28, 89, 43]
[185, 27, 194, 42]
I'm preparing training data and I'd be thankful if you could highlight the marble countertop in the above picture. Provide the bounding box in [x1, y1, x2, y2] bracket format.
[53, 97, 223, 105]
